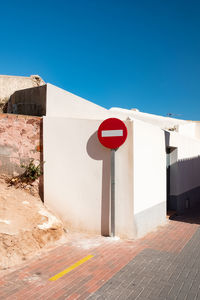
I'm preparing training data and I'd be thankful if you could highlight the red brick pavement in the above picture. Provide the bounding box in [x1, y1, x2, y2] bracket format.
[0, 218, 198, 300]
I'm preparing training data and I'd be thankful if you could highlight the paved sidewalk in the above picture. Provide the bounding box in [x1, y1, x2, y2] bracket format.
[89, 228, 200, 300]
[0, 210, 200, 299]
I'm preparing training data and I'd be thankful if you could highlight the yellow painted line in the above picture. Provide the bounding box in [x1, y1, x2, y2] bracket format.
[49, 255, 94, 281]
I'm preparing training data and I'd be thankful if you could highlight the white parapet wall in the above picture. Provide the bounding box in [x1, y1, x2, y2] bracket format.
[133, 119, 167, 237]
[46, 83, 116, 120]
[110, 107, 188, 131]
[178, 123, 196, 139]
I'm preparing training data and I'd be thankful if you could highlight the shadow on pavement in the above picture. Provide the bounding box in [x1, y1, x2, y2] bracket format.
[170, 203, 200, 225]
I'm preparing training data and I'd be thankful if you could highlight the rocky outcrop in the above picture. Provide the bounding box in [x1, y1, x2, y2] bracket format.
[0, 75, 45, 112]
[0, 176, 64, 269]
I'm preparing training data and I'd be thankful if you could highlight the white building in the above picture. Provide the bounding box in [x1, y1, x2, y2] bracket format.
[8, 83, 200, 238]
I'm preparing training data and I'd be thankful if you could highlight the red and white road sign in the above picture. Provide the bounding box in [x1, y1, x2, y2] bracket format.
[98, 118, 128, 149]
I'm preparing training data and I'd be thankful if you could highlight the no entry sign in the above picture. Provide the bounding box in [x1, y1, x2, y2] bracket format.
[98, 118, 128, 149]
[97, 118, 128, 237]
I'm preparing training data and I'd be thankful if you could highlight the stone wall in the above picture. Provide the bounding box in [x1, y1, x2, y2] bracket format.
[0, 114, 43, 176]
[0, 75, 45, 112]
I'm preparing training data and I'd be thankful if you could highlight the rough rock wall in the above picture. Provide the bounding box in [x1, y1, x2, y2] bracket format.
[0, 75, 45, 112]
[0, 114, 43, 176]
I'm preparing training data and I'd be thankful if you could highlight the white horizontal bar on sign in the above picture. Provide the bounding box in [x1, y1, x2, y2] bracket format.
[102, 130, 123, 137]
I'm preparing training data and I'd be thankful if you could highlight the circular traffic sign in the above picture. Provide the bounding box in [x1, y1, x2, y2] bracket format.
[98, 118, 128, 149]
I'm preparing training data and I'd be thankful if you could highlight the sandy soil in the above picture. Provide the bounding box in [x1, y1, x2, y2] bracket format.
[0, 176, 64, 269]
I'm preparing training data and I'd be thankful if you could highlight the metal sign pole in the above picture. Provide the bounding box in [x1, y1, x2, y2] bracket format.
[110, 149, 115, 237]
[97, 118, 127, 238]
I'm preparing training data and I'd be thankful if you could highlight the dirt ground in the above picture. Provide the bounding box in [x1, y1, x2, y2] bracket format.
[0, 176, 65, 270]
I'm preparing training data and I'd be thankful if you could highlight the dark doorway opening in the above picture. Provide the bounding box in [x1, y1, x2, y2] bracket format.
[166, 147, 178, 216]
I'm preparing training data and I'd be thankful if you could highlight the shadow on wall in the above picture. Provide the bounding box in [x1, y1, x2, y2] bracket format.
[6, 85, 46, 116]
[168, 155, 200, 215]
[86, 131, 111, 236]
[164, 131, 170, 147]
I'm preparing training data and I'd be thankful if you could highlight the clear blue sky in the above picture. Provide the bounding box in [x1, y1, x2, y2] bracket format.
[1, 0, 200, 120]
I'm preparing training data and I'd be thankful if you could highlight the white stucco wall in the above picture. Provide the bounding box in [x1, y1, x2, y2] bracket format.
[194, 123, 200, 139]
[169, 132, 200, 195]
[133, 120, 167, 237]
[170, 132, 200, 160]
[178, 123, 196, 139]
[110, 107, 188, 131]
[43, 116, 134, 238]
[43, 115, 168, 238]
[46, 83, 117, 120]
[167, 148, 179, 197]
